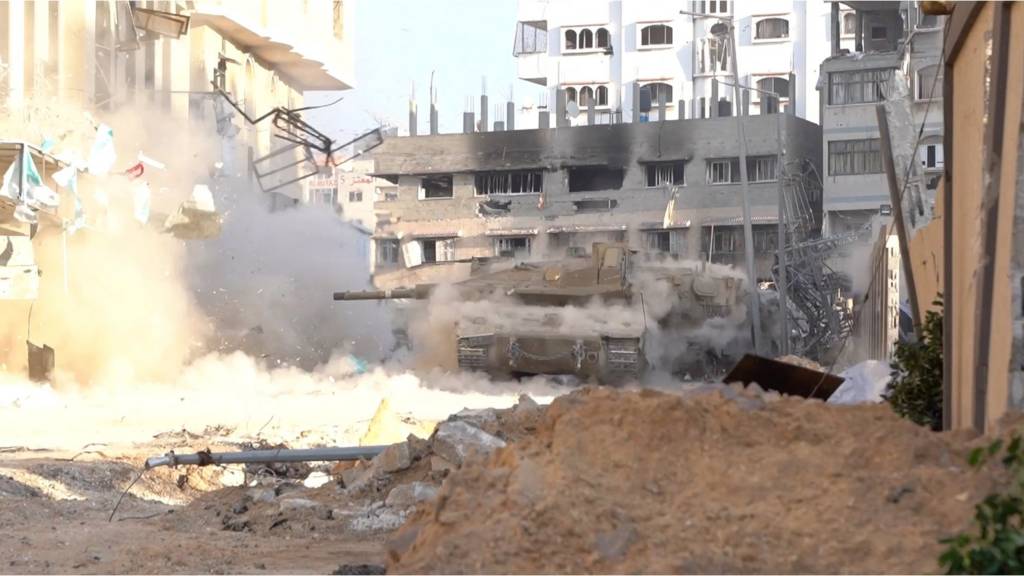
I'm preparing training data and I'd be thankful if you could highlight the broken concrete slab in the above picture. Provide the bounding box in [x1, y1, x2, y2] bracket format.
[373, 442, 412, 474]
[429, 455, 455, 474]
[431, 421, 506, 466]
[278, 497, 321, 513]
[385, 481, 439, 510]
[450, 408, 500, 435]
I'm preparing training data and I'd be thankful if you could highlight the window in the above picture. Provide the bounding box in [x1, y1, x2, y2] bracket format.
[565, 86, 578, 104]
[756, 77, 790, 112]
[579, 28, 594, 49]
[644, 82, 673, 106]
[842, 12, 856, 36]
[645, 161, 686, 187]
[706, 158, 740, 184]
[580, 86, 594, 106]
[916, 65, 942, 100]
[419, 175, 453, 199]
[828, 68, 892, 105]
[646, 231, 671, 253]
[754, 18, 789, 40]
[702, 227, 741, 255]
[596, 85, 608, 106]
[870, 25, 887, 40]
[919, 142, 944, 171]
[474, 171, 544, 195]
[747, 156, 777, 183]
[565, 29, 576, 50]
[377, 186, 398, 202]
[376, 239, 399, 265]
[828, 139, 882, 175]
[596, 27, 610, 49]
[495, 237, 532, 257]
[568, 166, 624, 192]
[700, 1, 729, 15]
[917, 11, 942, 29]
[348, 190, 363, 202]
[640, 24, 673, 47]
[753, 226, 778, 253]
[573, 198, 619, 212]
[421, 238, 455, 264]
[514, 21, 547, 55]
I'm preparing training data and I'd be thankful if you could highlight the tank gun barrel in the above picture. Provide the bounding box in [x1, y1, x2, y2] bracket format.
[332, 285, 433, 301]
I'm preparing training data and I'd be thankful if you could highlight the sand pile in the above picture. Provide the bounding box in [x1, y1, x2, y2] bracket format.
[387, 386, 1003, 574]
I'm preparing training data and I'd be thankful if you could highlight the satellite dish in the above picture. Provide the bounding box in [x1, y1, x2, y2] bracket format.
[566, 100, 580, 118]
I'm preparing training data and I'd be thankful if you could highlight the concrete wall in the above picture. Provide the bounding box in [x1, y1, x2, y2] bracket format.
[371, 114, 821, 284]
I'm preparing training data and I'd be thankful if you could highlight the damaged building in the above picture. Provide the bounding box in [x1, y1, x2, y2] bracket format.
[368, 112, 822, 289]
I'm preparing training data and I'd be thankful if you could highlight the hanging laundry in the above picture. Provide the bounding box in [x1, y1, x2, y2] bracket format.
[22, 150, 59, 208]
[537, 193, 546, 210]
[662, 186, 679, 229]
[13, 203, 37, 224]
[87, 124, 117, 176]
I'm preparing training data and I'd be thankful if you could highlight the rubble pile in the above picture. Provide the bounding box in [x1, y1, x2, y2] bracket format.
[179, 394, 543, 538]
[387, 386, 1004, 574]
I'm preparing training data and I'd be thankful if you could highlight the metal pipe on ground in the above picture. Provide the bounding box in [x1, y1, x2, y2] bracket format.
[144, 445, 388, 469]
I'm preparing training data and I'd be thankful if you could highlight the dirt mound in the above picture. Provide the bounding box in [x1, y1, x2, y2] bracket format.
[388, 386, 1002, 574]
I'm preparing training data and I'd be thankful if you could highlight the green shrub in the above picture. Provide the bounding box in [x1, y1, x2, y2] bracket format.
[884, 296, 943, 430]
[940, 435, 1024, 574]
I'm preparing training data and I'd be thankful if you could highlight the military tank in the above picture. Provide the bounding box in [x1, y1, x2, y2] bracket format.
[334, 243, 747, 383]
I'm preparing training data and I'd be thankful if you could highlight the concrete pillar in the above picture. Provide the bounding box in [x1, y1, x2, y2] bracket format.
[586, 91, 595, 125]
[494, 121, 505, 131]
[831, 2, 840, 56]
[409, 102, 418, 136]
[788, 71, 797, 115]
[855, 11, 863, 52]
[506, 101, 515, 130]
[480, 94, 489, 132]
[658, 88, 667, 122]
[710, 79, 719, 118]
[631, 82, 641, 122]
[678, 99, 686, 119]
[555, 88, 568, 127]
[430, 104, 438, 134]
[742, 88, 750, 116]
[462, 111, 475, 133]
[539, 110, 550, 129]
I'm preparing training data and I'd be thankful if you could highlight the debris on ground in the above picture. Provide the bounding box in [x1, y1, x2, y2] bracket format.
[387, 386, 1001, 574]
[774, 354, 827, 372]
[830, 360, 893, 405]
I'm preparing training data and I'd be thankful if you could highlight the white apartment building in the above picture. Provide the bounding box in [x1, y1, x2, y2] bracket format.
[513, 0, 834, 127]
[302, 157, 387, 232]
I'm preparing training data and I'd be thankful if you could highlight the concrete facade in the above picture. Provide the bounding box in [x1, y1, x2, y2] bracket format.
[513, 0, 834, 126]
[369, 114, 821, 288]
[302, 157, 388, 232]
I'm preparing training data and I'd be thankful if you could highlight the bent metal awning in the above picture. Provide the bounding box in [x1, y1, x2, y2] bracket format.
[484, 228, 538, 237]
[190, 12, 350, 90]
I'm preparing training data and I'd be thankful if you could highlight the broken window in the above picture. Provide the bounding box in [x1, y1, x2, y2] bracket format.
[644, 83, 673, 106]
[645, 161, 685, 187]
[842, 12, 856, 36]
[348, 190, 363, 202]
[640, 24, 673, 47]
[475, 171, 543, 195]
[565, 29, 577, 51]
[828, 139, 882, 175]
[495, 237, 532, 258]
[514, 21, 548, 55]
[573, 199, 619, 212]
[747, 156, 777, 183]
[130, 5, 190, 40]
[579, 28, 594, 49]
[645, 231, 671, 253]
[376, 239, 400, 265]
[568, 166, 625, 192]
[596, 28, 610, 49]
[421, 238, 455, 264]
[706, 158, 740, 184]
[828, 68, 892, 105]
[418, 175, 453, 199]
[701, 226, 741, 255]
[755, 18, 789, 40]
[916, 65, 942, 100]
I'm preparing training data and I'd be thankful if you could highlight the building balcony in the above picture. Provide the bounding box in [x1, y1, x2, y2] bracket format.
[517, 52, 548, 86]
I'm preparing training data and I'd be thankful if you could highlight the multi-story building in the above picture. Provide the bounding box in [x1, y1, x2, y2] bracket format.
[512, 0, 833, 127]
[369, 114, 822, 288]
[0, 0, 354, 199]
[301, 157, 384, 232]
[818, 0, 944, 236]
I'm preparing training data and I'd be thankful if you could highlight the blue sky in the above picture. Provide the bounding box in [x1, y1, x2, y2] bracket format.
[305, 0, 536, 141]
